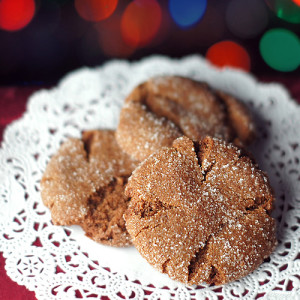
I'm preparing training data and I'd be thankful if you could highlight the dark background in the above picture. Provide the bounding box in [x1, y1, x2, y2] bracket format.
[0, 0, 300, 85]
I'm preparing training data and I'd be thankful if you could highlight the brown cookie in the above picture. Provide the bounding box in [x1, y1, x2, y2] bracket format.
[41, 130, 139, 246]
[124, 136, 277, 285]
[116, 76, 255, 161]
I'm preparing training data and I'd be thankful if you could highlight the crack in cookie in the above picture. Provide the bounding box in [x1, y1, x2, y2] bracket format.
[124, 136, 277, 285]
[41, 130, 139, 247]
[82, 176, 131, 246]
[116, 76, 256, 161]
[82, 131, 93, 162]
[162, 258, 171, 273]
[188, 237, 211, 282]
[134, 222, 164, 240]
[245, 197, 269, 211]
[134, 199, 175, 219]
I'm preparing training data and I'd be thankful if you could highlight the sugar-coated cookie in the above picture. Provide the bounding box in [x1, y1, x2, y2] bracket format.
[41, 130, 139, 246]
[124, 136, 277, 285]
[116, 76, 255, 161]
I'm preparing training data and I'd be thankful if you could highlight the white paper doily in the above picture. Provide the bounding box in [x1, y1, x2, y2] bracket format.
[1, 55, 300, 300]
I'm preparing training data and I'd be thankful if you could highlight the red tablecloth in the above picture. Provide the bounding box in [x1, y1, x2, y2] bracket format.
[0, 78, 299, 300]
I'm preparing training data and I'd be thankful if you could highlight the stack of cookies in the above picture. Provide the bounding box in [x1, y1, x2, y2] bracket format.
[41, 76, 277, 286]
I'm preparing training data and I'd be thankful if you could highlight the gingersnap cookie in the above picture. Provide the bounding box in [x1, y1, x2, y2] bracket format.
[41, 130, 139, 246]
[116, 76, 255, 161]
[124, 136, 277, 285]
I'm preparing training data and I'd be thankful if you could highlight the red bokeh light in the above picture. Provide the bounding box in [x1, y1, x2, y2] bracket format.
[0, 0, 35, 31]
[292, 0, 300, 6]
[95, 14, 135, 58]
[206, 40, 251, 72]
[75, 0, 118, 22]
[121, 0, 162, 48]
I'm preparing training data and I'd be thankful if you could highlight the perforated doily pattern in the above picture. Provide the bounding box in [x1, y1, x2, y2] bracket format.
[1, 56, 300, 299]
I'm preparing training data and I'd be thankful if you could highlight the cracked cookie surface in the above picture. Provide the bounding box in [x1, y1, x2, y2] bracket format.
[116, 76, 255, 161]
[124, 136, 277, 285]
[41, 130, 139, 246]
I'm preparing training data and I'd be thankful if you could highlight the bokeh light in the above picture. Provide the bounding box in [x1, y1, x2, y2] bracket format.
[0, 0, 35, 31]
[206, 40, 251, 72]
[95, 14, 135, 58]
[265, 0, 300, 23]
[75, 0, 118, 22]
[226, 0, 268, 39]
[121, 0, 162, 48]
[1, 0, 300, 83]
[260, 28, 300, 72]
[169, 0, 207, 28]
[167, 0, 226, 54]
[292, 0, 300, 6]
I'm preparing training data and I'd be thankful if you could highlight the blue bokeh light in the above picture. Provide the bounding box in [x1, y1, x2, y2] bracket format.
[169, 0, 207, 28]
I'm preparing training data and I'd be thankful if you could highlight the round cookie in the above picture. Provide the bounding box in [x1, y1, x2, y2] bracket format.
[124, 136, 277, 285]
[41, 130, 139, 247]
[116, 76, 255, 161]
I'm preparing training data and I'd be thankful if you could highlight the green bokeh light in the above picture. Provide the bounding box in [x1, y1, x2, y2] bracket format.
[259, 28, 300, 72]
[265, 0, 300, 23]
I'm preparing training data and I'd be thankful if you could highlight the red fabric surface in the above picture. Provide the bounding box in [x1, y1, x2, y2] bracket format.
[0, 79, 299, 300]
